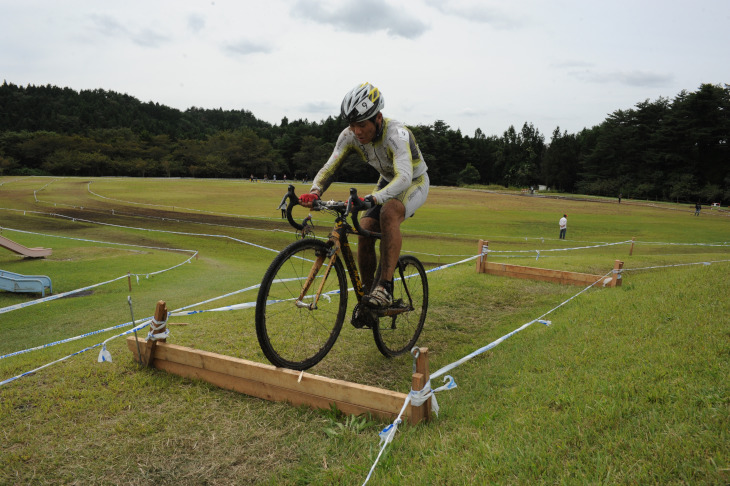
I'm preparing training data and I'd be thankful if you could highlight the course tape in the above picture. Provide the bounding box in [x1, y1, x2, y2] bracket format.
[362, 267, 614, 485]
[46, 213, 282, 254]
[31, 178, 284, 226]
[86, 181, 275, 222]
[8, 253, 728, 377]
[0, 250, 484, 387]
[364, 255, 730, 483]
[622, 259, 730, 272]
[485, 240, 632, 254]
[0, 227, 198, 315]
[0, 315, 153, 386]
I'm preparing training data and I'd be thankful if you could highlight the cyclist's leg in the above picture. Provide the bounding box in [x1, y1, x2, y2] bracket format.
[365, 174, 429, 307]
[376, 199, 405, 283]
[362, 200, 404, 308]
[379, 173, 429, 283]
[358, 215, 380, 293]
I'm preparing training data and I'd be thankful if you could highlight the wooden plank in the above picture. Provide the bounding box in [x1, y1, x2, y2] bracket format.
[126, 337, 410, 421]
[482, 262, 603, 287]
[154, 342, 407, 411]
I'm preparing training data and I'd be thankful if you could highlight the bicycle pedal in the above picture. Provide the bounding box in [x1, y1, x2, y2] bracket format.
[351, 304, 378, 329]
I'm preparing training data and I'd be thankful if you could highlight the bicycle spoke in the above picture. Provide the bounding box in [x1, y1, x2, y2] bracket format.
[256, 239, 347, 370]
[373, 255, 428, 357]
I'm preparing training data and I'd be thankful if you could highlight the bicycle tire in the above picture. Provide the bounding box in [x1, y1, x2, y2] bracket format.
[255, 238, 348, 370]
[373, 255, 428, 357]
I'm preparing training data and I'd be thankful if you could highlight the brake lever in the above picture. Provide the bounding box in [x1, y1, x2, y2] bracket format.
[344, 188, 357, 217]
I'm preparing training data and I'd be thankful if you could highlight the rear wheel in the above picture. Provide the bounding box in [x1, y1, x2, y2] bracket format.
[373, 255, 428, 357]
[255, 239, 348, 370]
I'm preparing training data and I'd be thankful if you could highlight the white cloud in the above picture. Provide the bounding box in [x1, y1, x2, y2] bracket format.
[291, 0, 429, 38]
[424, 0, 523, 29]
[88, 14, 170, 48]
[222, 40, 274, 57]
[572, 69, 674, 88]
[187, 14, 205, 34]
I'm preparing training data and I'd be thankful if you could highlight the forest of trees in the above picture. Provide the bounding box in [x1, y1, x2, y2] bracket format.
[1, 81, 728, 204]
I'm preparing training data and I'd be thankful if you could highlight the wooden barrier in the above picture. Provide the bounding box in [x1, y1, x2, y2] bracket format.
[128, 302, 431, 424]
[476, 240, 624, 288]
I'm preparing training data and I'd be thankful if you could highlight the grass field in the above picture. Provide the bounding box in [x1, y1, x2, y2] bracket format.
[1, 176, 728, 485]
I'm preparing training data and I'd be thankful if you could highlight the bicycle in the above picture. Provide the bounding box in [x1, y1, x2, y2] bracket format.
[255, 185, 428, 370]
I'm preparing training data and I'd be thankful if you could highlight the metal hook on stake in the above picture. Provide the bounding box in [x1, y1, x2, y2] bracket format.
[411, 346, 420, 373]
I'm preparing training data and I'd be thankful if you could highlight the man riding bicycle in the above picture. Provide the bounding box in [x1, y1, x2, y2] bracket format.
[299, 82, 429, 309]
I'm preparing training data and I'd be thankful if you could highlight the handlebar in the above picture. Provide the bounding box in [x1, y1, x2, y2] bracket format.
[280, 185, 380, 238]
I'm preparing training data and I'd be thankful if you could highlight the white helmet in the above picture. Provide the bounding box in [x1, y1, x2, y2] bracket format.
[340, 82, 384, 123]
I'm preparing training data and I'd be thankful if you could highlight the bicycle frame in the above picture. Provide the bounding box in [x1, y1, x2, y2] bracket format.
[295, 213, 366, 310]
[283, 184, 415, 318]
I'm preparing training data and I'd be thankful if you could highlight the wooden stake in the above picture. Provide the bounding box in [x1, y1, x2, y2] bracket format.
[141, 300, 168, 367]
[127, 272, 132, 291]
[409, 347, 431, 425]
[476, 240, 488, 273]
[629, 237, 635, 256]
[609, 260, 624, 287]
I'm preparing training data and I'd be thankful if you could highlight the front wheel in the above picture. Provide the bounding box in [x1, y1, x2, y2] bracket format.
[255, 239, 348, 370]
[373, 255, 428, 357]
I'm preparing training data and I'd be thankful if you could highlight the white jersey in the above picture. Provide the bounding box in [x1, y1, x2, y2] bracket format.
[311, 118, 428, 204]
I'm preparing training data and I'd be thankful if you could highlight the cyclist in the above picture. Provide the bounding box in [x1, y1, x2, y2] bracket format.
[299, 82, 429, 309]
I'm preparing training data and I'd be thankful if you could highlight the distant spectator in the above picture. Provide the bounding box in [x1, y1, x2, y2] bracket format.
[694, 202, 701, 216]
[618, 193, 622, 204]
[559, 214, 567, 239]
[250, 174, 254, 182]
[277, 200, 287, 219]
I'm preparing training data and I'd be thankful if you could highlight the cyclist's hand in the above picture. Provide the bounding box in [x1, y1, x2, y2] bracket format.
[299, 192, 320, 208]
[363, 195, 376, 208]
[350, 195, 375, 211]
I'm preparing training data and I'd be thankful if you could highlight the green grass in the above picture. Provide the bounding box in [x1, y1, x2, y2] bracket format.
[1, 176, 728, 485]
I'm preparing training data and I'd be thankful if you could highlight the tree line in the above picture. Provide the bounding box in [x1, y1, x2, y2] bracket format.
[1, 81, 728, 204]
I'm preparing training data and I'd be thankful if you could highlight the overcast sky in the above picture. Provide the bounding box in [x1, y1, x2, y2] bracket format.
[1, 0, 728, 138]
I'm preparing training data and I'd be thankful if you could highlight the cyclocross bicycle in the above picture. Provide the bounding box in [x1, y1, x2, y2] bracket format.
[255, 185, 428, 370]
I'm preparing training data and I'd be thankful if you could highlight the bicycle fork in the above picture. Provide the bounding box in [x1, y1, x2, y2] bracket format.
[295, 228, 343, 310]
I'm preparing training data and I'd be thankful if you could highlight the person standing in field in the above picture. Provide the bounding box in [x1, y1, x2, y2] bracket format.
[276, 200, 287, 219]
[559, 214, 567, 239]
[299, 82, 429, 310]
[695, 202, 701, 216]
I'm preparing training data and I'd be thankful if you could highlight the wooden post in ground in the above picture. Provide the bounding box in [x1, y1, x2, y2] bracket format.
[609, 260, 624, 287]
[629, 237, 635, 256]
[127, 272, 132, 291]
[409, 347, 431, 425]
[141, 300, 168, 367]
[476, 240, 488, 273]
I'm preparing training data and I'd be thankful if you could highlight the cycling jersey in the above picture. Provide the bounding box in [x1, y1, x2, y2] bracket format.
[311, 118, 428, 204]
